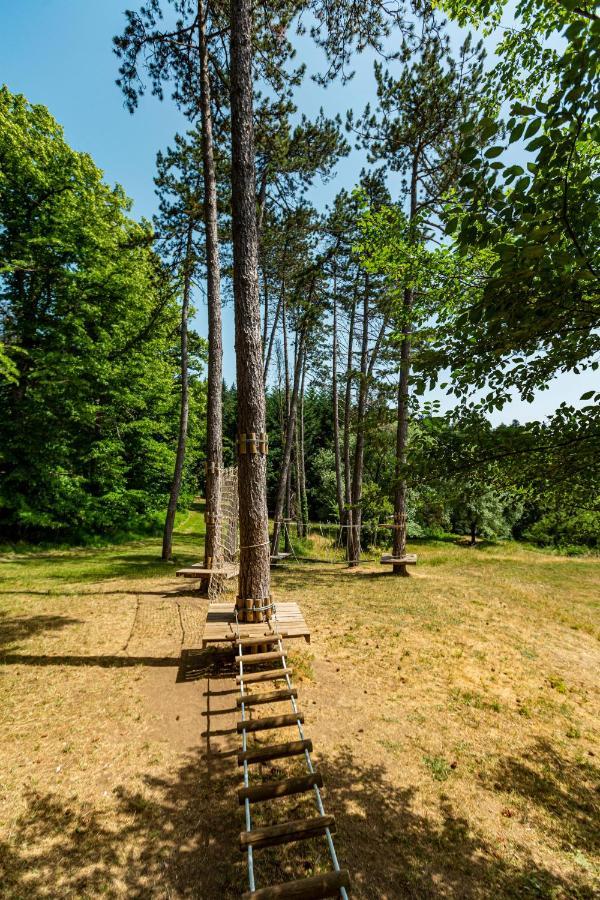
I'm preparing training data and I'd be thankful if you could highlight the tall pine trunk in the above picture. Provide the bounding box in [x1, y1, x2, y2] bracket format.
[342, 287, 357, 557]
[162, 224, 193, 560]
[198, 0, 223, 577]
[391, 289, 412, 572]
[392, 153, 418, 574]
[281, 295, 292, 550]
[298, 352, 308, 537]
[261, 265, 269, 361]
[270, 328, 306, 555]
[230, 0, 270, 605]
[347, 275, 370, 566]
[332, 276, 345, 527]
[263, 228, 289, 380]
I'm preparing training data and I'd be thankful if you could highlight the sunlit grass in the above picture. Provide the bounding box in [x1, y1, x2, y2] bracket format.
[1, 523, 599, 897]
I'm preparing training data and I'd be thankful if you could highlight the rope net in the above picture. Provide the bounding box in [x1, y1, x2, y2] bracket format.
[300, 521, 389, 563]
[208, 466, 239, 601]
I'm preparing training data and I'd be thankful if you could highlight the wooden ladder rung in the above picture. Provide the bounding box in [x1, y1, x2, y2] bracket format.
[240, 814, 335, 850]
[237, 688, 298, 708]
[237, 650, 285, 665]
[231, 635, 284, 647]
[242, 868, 351, 900]
[237, 712, 303, 733]
[236, 668, 292, 685]
[238, 738, 312, 766]
[238, 771, 323, 805]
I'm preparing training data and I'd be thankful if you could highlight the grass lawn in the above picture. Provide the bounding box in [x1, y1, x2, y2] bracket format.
[0, 514, 598, 898]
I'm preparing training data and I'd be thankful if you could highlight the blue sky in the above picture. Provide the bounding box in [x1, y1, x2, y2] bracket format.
[1, 0, 594, 423]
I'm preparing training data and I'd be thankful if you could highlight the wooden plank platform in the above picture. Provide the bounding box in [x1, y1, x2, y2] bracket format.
[176, 564, 239, 579]
[202, 601, 310, 647]
[380, 554, 418, 565]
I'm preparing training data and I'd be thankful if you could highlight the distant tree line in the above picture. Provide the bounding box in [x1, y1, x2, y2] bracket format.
[221, 382, 599, 551]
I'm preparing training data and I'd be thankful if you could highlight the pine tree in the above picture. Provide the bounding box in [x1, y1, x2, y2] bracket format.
[351, 19, 486, 571]
[115, 0, 225, 569]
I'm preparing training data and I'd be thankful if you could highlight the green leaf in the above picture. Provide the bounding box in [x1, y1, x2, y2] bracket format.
[525, 136, 547, 152]
[484, 146, 504, 159]
[524, 118, 541, 139]
[509, 122, 526, 143]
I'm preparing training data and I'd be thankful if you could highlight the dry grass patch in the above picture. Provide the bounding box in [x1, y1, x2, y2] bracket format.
[1, 530, 598, 898]
[272, 541, 599, 897]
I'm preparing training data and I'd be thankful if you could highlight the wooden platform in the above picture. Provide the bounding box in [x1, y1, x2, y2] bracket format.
[380, 554, 417, 566]
[176, 564, 238, 579]
[202, 601, 310, 647]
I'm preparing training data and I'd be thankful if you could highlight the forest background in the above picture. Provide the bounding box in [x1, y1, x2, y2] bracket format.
[1, 0, 598, 553]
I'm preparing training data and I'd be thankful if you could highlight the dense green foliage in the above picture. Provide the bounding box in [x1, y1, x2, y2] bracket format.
[0, 88, 206, 541]
[430, 0, 599, 408]
[1, 0, 598, 554]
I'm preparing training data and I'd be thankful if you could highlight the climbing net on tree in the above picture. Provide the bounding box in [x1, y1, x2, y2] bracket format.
[208, 466, 239, 601]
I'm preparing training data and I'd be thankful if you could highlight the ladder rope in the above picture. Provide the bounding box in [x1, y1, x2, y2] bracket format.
[235, 602, 349, 899]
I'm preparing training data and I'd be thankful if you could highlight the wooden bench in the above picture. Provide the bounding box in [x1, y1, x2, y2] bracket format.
[270, 552, 291, 565]
[176, 565, 238, 579]
[380, 553, 418, 576]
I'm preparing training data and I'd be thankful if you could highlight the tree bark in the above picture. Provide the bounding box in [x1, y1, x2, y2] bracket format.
[162, 223, 193, 561]
[199, 0, 223, 581]
[270, 327, 306, 555]
[298, 351, 308, 537]
[391, 289, 412, 574]
[342, 285, 357, 558]
[392, 150, 419, 575]
[332, 272, 345, 526]
[230, 0, 270, 607]
[348, 274, 370, 566]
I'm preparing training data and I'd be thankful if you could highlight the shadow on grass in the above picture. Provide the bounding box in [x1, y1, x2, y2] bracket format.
[0, 647, 226, 683]
[485, 738, 599, 855]
[0, 758, 244, 900]
[1, 677, 597, 898]
[321, 747, 597, 899]
[0, 649, 245, 898]
[0, 611, 81, 652]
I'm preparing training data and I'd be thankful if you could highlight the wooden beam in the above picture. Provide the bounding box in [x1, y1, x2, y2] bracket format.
[236, 650, 285, 665]
[238, 771, 323, 804]
[240, 814, 335, 850]
[236, 668, 293, 685]
[242, 869, 350, 900]
[237, 688, 298, 707]
[238, 738, 312, 766]
[237, 712, 303, 733]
